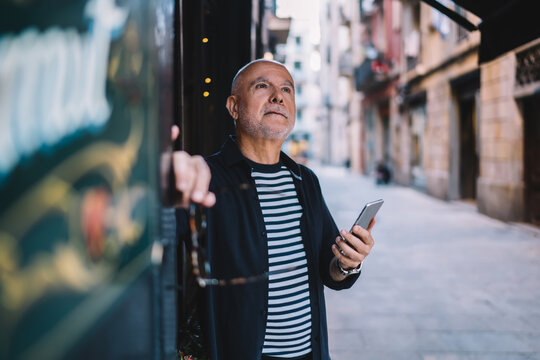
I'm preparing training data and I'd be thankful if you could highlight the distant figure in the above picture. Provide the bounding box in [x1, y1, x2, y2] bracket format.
[375, 161, 391, 185]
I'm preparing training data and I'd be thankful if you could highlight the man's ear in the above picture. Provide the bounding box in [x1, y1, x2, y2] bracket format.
[226, 95, 239, 120]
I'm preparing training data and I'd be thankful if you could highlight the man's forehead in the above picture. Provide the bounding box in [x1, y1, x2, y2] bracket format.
[249, 76, 294, 87]
[240, 61, 293, 83]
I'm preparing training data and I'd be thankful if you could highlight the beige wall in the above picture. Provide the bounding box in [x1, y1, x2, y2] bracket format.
[400, 46, 479, 199]
[477, 53, 524, 221]
[395, 113, 411, 185]
[424, 79, 451, 199]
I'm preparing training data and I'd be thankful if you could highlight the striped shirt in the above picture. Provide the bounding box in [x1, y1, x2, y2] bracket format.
[250, 162, 312, 359]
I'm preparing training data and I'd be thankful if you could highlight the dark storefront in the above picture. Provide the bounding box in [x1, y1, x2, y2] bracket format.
[0, 0, 264, 359]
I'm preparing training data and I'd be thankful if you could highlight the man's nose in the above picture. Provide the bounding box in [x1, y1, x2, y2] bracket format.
[270, 87, 284, 104]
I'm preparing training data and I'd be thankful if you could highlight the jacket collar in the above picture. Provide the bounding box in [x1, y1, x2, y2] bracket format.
[221, 135, 302, 181]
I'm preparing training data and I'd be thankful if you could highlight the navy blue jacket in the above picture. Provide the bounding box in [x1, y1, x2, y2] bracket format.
[178, 136, 359, 359]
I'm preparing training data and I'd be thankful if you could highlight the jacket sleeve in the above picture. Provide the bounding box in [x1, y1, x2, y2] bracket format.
[310, 171, 361, 290]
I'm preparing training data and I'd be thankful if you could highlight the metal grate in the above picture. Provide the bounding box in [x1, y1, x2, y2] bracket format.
[516, 42, 540, 87]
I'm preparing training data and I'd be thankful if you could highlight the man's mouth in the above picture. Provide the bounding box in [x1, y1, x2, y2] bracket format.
[264, 109, 288, 118]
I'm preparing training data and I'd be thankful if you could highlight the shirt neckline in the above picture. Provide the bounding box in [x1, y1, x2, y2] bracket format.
[245, 158, 284, 173]
[220, 135, 303, 181]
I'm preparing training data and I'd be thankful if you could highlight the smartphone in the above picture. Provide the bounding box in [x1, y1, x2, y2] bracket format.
[351, 199, 384, 230]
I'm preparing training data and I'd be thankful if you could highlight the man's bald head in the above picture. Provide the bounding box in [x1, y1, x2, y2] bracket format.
[230, 59, 293, 96]
[225, 58, 296, 142]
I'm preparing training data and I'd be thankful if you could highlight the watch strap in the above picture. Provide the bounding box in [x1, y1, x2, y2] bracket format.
[337, 259, 362, 276]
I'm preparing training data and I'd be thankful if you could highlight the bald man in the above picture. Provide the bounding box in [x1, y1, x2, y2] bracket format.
[175, 59, 375, 360]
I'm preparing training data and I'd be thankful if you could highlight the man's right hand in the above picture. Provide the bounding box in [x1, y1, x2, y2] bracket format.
[171, 125, 215, 208]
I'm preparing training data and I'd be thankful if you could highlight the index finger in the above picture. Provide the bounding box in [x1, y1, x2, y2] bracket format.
[367, 216, 376, 232]
[171, 125, 180, 142]
[350, 225, 374, 247]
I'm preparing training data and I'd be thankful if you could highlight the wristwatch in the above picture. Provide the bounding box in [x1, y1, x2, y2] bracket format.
[337, 259, 362, 276]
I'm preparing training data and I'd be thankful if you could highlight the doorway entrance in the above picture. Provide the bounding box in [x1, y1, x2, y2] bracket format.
[458, 97, 478, 200]
[410, 104, 427, 189]
[523, 95, 540, 225]
[450, 69, 480, 202]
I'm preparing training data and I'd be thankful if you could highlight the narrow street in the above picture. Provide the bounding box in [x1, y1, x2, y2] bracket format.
[314, 166, 540, 360]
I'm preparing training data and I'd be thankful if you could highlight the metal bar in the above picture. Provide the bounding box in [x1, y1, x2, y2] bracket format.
[421, 0, 478, 32]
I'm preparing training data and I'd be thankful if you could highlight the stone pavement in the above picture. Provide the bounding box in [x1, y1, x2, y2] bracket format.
[313, 166, 540, 360]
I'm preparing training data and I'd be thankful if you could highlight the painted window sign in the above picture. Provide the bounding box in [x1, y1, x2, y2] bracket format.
[0, 0, 127, 178]
[0, 0, 171, 358]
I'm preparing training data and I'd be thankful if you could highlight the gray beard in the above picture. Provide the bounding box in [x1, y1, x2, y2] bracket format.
[237, 110, 294, 140]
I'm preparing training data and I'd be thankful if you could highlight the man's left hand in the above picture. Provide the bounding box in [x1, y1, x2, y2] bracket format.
[330, 217, 376, 280]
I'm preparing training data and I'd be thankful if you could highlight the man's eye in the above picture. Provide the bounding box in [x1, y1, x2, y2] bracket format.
[282, 87, 292, 93]
[255, 83, 267, 89]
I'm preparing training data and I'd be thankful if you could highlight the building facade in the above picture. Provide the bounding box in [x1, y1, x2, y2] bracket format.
[356, 0, 402, 176]
[479, 39, 540, 224]
[319, 0, 356, 166]
[353, 0, 540, 225]
[275, 0, 322, 165]
[397, 0, 480, 198]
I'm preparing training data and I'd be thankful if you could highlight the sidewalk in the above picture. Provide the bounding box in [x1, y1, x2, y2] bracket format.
[313, 166, 540, 360]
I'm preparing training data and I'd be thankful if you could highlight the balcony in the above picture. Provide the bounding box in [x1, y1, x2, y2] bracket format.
[267, 14, 291, 51]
